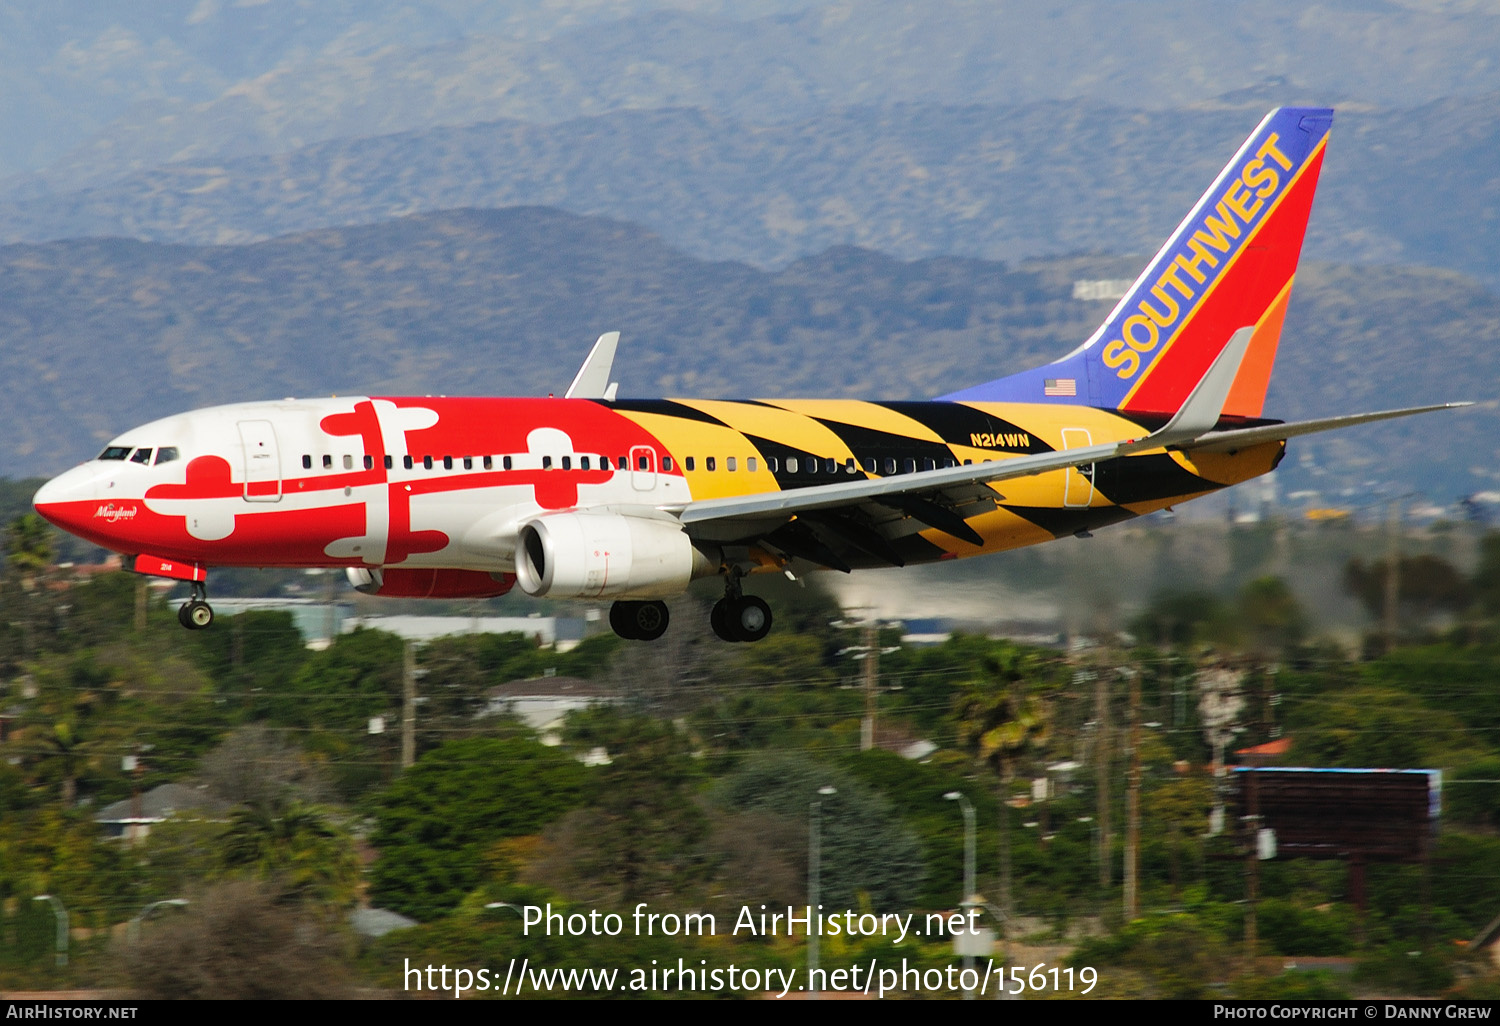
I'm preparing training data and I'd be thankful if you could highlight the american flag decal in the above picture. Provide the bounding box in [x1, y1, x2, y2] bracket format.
[1044, 378, 1077, 397]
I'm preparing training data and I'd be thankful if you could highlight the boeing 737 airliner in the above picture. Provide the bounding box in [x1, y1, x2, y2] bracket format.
[32, 108, 1464, 641]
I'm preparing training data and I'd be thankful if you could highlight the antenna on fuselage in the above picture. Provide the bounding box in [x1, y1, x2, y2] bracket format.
[564, 331, 621, 401]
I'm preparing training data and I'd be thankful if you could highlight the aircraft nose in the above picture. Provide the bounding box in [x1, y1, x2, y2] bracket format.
[33, 465, 107, 532]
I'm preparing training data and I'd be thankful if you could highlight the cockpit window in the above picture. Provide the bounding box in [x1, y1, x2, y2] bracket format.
[155, 447, 180, 465]
[129, 448, 153, 465]
[99, 446, 131, 461]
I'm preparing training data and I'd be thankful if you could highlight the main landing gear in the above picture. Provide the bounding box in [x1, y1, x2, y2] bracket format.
[711, 594, 772, 643]
[711, 572, 772, 643]
[177, 581, 214, 631]
[609, 599, 669, 641]
[607, 578, 775, 644]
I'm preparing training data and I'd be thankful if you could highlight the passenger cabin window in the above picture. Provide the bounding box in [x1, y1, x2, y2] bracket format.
[365, 455, 374, 470]
[484, 456, 493, 470]
[502, 456, 512, 470]
[885, 458, 897, 475]
[705, 457, 716, 471]
[561, 456, 571, 470]
[785, 457, 798, 473]
[617, 456, 628, 470]
[155, 447, 180, 465]
[542, 456, 552, 469]
[747, 457, 757, 473]
[685, 457, 696, 471]
[580, 456, 590, 471]
[322, 454, 333, 469]
[99, 446, 131, 461]
[384, 456, 393, 470]
[768, 456, 779, 473]
[463, 457, 473, 470]
[637, 455, 650, 471]
[403, 456, 414, 470]
[443, 456, 453, 470]
[727, 457, 737, 472]
[130, 448, 153, 465]
[903, 458, 916, 474]
[422, 456, 433, 470]
[303, 455, 313, 470]
[661, 456, 672, 472]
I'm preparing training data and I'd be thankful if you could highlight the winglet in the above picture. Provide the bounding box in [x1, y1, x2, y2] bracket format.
[1146, 325, 1255, 446]
[564, 331, 621, 400]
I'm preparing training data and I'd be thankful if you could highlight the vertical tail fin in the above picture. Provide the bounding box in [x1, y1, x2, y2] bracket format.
[944, 107, 1333, 418]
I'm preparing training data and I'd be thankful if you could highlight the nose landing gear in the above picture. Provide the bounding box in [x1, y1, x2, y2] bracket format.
[177, 582, 214, 630]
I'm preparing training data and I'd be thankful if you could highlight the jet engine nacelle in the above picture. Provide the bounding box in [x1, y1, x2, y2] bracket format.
[514, 511, 713, 599]
[346, 567, 516, 599]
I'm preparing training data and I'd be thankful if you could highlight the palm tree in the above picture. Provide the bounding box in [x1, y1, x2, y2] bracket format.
[6, 513, 55, 589]
[222, 799, 359, 910]
[955, 648, 1051, 921]
[5, 513, 55, 659]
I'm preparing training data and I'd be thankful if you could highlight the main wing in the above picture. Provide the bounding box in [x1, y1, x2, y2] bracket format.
[662, 329, 1467, 568]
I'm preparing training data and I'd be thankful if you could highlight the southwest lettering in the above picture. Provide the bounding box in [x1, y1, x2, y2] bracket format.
[1122, 313, 1160, 353]
[1138, 285, 1180, 329]
[1255, 132, 1293, 170]
[1241, 157, 1279, 198]
[1194, 199, 1242, 252]
[1222, 176, 1262, 222]
[1183, 235, 1223, 276]
[1156, 263, 1196, 301]
[1101, 340, 1140, 378]
[1104, 128, 1303, 381]
[1173, 250, 1210, 285]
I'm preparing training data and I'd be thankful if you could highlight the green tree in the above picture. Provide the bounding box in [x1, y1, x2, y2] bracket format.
[120, 879, 355, 998]
[541, 711, 709, 905]
[714, 752, 925, 911]
[1475, 532, 1500, 617]
[4, 512, 56, 661]
[1129, 590, 1238, 650]
[954, 646, 1052, 918]
[5, 513, 54, 587]
[1344, 555, 1472, 631]
[1237, 576, 1306, 657]
[368, 737, 587, 920]
[221, 799, 359, 911]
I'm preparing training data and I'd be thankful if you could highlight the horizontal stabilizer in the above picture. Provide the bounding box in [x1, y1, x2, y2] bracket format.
[1183, 403, 1472, 453]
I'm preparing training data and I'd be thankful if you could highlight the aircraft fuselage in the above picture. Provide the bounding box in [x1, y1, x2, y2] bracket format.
[35, 394, 1280, 581]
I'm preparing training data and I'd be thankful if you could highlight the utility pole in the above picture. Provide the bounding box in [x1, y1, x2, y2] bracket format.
[1383, 499, 1402, 653]
[1124, 667, 1141, 919]
[1245, 767, 1261, 969]
[862, 620, 878, 751]
[834, 613, 890, 752]
[1094, 666, 1111, 889]
[401, 639, 417, 770]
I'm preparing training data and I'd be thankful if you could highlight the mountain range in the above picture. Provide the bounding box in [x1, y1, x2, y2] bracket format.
[5, 207, 1493, 503]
